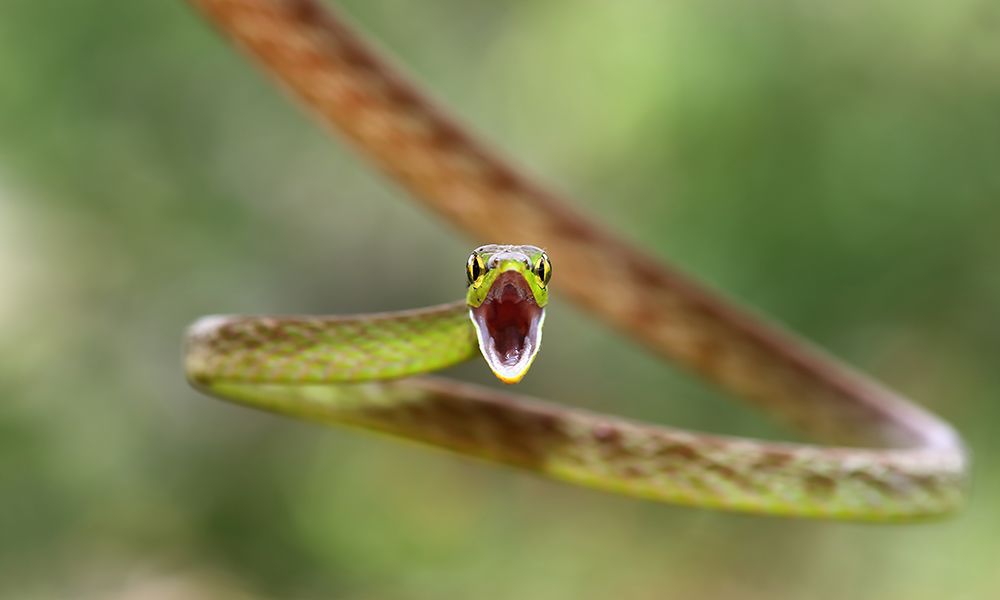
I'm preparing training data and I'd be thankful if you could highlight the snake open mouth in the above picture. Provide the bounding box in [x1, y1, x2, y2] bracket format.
[470, 270, 545, 384]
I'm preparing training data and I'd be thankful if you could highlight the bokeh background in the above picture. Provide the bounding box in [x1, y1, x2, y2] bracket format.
[2, 0, 999, 598]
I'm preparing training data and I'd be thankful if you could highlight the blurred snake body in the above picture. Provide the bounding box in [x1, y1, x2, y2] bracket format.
[185, 0, 968, 521]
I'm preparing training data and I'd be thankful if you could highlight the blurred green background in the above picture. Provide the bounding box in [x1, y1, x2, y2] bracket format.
[2, 0, 999, 598]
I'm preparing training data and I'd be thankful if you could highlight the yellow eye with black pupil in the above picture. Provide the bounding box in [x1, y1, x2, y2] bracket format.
[534, 255, 551, 286]
[467, 253, 486, 287]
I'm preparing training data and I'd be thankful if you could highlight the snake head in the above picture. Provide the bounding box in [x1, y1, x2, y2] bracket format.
[466, 244, 551, 384]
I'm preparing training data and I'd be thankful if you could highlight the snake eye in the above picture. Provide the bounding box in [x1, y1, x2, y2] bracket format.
[533, 254, 551, 286]
[467, 252, 486, 287]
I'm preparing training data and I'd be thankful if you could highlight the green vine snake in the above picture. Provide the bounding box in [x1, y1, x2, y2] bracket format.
[185, 0, 968, 521]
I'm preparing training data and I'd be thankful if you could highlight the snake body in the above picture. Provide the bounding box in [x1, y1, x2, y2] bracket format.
[185, 0, 967, 521]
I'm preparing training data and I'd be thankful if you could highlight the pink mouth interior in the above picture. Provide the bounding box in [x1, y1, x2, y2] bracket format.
[471, 271, 542, 368]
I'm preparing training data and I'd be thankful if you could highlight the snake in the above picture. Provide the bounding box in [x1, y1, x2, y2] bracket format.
[184, 0, 968, 521]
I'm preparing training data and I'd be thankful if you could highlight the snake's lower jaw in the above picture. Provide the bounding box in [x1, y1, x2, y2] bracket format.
[469, 271, 545, 384]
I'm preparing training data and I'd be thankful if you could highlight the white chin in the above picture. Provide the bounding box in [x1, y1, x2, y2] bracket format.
[470, 308, 545, 384]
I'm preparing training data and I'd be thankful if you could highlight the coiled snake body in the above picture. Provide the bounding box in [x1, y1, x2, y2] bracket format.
[185, 0, 967, 521]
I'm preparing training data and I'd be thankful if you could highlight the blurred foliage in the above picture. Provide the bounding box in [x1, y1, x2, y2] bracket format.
[1, 0, 999, 598]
